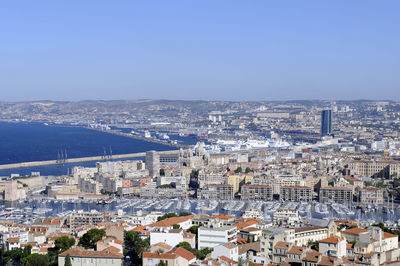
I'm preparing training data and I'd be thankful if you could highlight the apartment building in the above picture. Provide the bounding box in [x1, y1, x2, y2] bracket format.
[348, 160, 400, 178]
[78, 177, 103, 194]
[359, 187, 384, 205]
[227, 174, 253, 194]
[293, 226, 330, 246]
[319, 187, 353, 202]
[197, 172, 227, 187]
[273, 208, 300, 226]
[280, 186, 312, 201]
[0, 230, 28, 250]
[68, 210, 107, 231]
[241, 185, 272, 200]
[58, 247, 123, 266]
[273, 175, 306, 194]
[197, 184, 233, 200]
[198, 224, 237, 249]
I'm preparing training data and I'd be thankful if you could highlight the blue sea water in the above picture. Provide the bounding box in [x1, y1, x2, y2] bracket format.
[0, 122, 174, 176]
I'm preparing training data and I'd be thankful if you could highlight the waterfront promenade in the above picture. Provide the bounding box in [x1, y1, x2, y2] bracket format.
[0, 150, 178, 170]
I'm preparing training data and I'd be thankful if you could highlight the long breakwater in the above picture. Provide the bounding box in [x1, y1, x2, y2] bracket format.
[0, 150, 178, 170]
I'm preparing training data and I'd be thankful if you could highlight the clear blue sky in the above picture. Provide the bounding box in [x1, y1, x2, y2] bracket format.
[1, 1, 399, 101]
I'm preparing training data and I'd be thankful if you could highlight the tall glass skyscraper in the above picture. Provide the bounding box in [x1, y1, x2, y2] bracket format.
[321, 110, 332, 136]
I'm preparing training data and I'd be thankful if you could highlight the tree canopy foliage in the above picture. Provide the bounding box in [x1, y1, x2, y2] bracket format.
[125, 231, 150, 265]
[54, 236, 75, 253]
[157, 213, 178, 221]
[78, 228, 106, 249]
[235, 167, 242, 173]
[176, 242, 212, 260]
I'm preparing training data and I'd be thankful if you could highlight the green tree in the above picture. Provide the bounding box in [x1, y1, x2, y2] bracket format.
[172, 224, 180, 229]
[179, 212, 192, 217]
[21, 253, 49, 266]
[186, 224, 202, 248]
[197, 247, 212, 260]
[176, 242, 211, 260]
[186, 225, 201, 235]
[235, 167, 242, 173]
[157, 261, 166, 266]
[46, 248, 59, 266]
[125, 231, 150, 265]
[177, 242, 192, 250]
[54, 236, 75, 253]
[245, 167, 252, 173]
[157, 213, 177, 221]
[3, 246, 32, 264]
[78, 228, 106, 249]
[64, 254, 72, 266]
[307, 240, 319, 251]
[0, 244, 5, 263]
[190, 170, 199, 179]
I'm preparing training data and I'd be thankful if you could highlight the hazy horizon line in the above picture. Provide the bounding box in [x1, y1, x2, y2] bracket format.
[0, 98, 397, 104]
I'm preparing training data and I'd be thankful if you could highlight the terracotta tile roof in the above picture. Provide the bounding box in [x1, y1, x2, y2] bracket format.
[39, 247, 49, 252]
[47, 232, 71, 241]
[152, 242, 172, 250]
[235, 218, 261, 230]
[59, 247, 123, 259]
[103, 246, 120, 254]
[346, 177, 362, 182]
[319, 236, 341, 244]
[222, 242, 237, 249]
[288, 246, 306, 254]
[238, 242, 260, 255]
[21, 243, 37, 248]
[7, 237, 20, 243]
[346, 243, 353, 250]
[210, 214, 234, 220]
[183, 231, 195, 239]
[219, 256, 238, 264]
[142, 252, 177, 259]
[168, 247, 196, 261]
[274, 241, 290, 250]
[236, 236, 247, 245]
[148, 215, 194, 228]
[131, 225, 146, 231]
[318, 256, 336, 266]
[304, 250, 320, 262]
[240, 227, 260, 233]
[342, 228, 368, 235]
[42, 218, 52, 225]
[51, 218, 61, 225]
[383, 232, 398, 239]
[201, 259, 222, 265]
[97, 237, 123, 245]
[168, 229, 183, 234]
